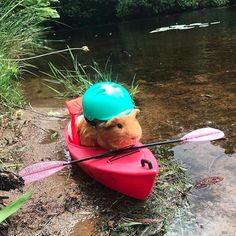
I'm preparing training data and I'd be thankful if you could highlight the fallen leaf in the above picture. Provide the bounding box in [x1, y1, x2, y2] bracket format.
[194, 176, 224, 189]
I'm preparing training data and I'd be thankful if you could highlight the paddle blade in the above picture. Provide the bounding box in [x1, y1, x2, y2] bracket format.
[19, 161, 68, 184]
[181, 127, 225, 142]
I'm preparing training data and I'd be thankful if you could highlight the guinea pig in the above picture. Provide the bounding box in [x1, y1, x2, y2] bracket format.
[76, 109, 142, 150]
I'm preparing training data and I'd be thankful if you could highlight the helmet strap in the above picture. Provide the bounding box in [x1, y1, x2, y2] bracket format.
[84, 116, 97, 126]
[84, 116, 109, 128]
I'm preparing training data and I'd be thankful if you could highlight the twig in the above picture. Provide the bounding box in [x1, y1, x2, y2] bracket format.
[109, 195, 124, 209]
[208, 153, 225, 173]
[0, 163, 23, 168]
[31, 123, 49, 133]
[37, 213, 60, 236]
[0, 47, 88, 61]
[13, 103, 67, 119]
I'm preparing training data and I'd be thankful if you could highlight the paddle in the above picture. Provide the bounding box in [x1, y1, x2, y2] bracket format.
[19, 127, 224, 184]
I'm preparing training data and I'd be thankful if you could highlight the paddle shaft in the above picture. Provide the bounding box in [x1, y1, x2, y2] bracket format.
[19, 127, 224, 183]
[65, 138, 181, 166]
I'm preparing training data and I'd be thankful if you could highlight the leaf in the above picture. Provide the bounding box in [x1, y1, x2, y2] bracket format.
[119, 221, 143, 227]
[0, 189, 35, 223]
[194, 176, 224, 189]
[50, 131, 58, 140]
[47, 111, 61, 117]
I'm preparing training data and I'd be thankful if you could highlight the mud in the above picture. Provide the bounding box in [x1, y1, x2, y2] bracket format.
[70, 219, 98, 236]
[0, 107, 97, 235]
[0, 170, 24, 191]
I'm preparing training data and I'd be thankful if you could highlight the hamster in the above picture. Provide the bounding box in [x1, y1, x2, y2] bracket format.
[77, 109, 142, 150]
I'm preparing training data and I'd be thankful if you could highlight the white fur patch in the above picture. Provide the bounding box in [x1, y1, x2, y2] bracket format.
[68, 115, 84, 141]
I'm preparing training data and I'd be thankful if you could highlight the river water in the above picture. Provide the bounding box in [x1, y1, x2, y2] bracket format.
[22, 6, 236, 236]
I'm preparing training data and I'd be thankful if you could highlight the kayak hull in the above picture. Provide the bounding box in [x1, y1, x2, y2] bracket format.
[64, 122, 159, 200]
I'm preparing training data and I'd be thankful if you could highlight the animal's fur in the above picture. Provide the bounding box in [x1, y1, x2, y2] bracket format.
[76, 109, 142, 150]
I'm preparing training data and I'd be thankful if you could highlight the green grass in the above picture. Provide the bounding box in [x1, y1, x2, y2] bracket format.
[43, 50, 140, 99]
[0, 0, 59, 111]
[0, 0, 58, 59]
[0, 61, 24, 118]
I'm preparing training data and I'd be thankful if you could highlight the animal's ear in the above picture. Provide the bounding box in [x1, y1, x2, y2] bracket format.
[98, 118, 118, 128]
[131, 109, 140, 117]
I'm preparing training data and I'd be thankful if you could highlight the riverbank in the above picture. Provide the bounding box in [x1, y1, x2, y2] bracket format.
[0, 0, 60, 229]
[0, 105, 85, 235]
[0, 0, 59, 112]
[0, 94, 193, 235]
[57, 0, 234, 27]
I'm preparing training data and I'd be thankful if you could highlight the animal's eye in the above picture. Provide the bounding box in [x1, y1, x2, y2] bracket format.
[117, 123, 123, 129]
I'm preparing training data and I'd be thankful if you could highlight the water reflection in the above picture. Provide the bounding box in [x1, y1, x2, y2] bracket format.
[44, 6, 236, 81]
[149, 21, 221, 33]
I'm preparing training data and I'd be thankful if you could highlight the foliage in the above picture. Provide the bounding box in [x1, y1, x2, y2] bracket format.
[0, 62, 24, 111]
[22, 0, 59, 20]
[199, 0, 230, 7]
[44, 50, 139, 99]
[117, 0, 201, 18]
[57, 0, 231, 24]
[116, 0, 156, 18]
[0, 189, 34, 223]
[0, 0, 59, 108]
[58, 0, 117, 24]
[0, 0, 59, 59]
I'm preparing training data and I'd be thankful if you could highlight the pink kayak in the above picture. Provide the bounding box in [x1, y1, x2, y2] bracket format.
[64, 97, 159, 200]
[64, 121, 159, 200]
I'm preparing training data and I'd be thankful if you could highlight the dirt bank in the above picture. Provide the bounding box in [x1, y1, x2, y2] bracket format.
[0, 100, 192, 236]
[0, 106, 98, 236]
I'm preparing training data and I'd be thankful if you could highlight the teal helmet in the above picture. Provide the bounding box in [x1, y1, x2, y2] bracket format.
[82, 82, 134, 122]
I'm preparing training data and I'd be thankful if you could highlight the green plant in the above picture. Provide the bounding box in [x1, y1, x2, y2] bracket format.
[58, 0, 117, 24]
[43, 50, 93, 98]
[0, 0, 59, 108]
[116, 0, 197, 17]
[43, 50, 139, 99]
[129, 76, 140, 99]
[0, 189, 35, 223]
[56, 0, 231, 24]
[44, 61, 112, 98]
[0, 61, 24, 112]
[201, 0, 230, 7]
[0, 0, 59, 59]
[116, 0, 154, 18]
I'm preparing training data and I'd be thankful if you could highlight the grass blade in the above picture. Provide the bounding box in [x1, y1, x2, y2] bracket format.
[0, 189, 35, 223]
